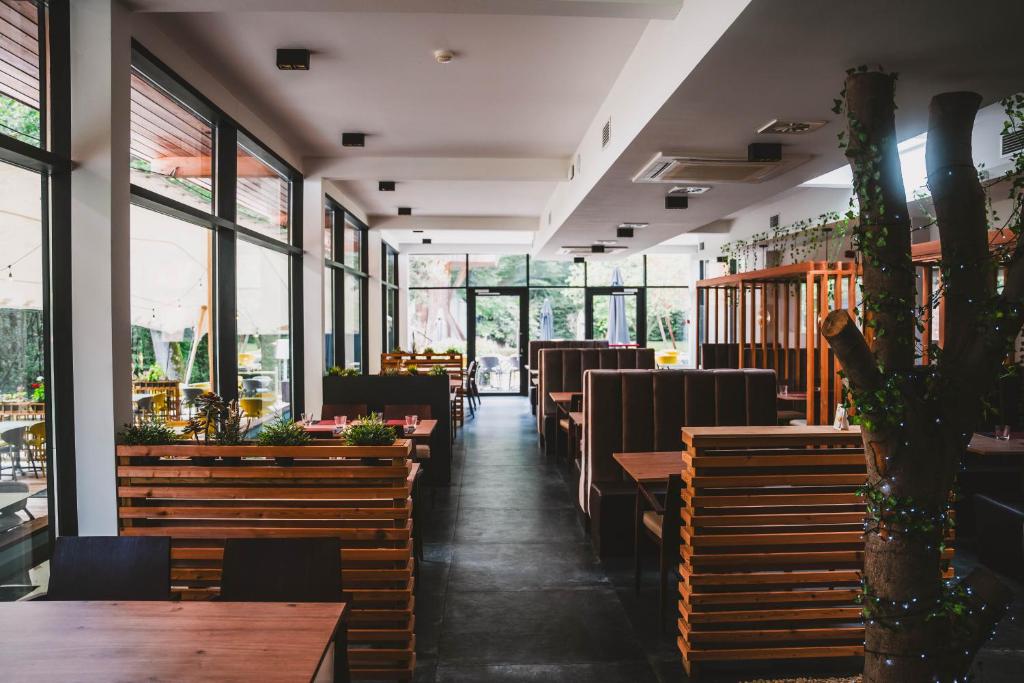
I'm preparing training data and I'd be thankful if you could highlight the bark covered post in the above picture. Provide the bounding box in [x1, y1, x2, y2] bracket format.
[822, 72, 1016, 682]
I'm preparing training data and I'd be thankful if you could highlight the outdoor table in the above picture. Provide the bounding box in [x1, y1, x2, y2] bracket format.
[0, 600, 347, 682]
[965, 432, 1024, 495]
[0, 419, 41, 478]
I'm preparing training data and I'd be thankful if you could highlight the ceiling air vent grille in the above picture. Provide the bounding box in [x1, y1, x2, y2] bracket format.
[1001, 129, 1024, 157]
[602, 119, 611, 148]
[633, 152, 810, 184]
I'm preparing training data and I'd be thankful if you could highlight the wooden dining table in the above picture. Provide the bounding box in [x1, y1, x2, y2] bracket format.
[0, 600, 347, 682]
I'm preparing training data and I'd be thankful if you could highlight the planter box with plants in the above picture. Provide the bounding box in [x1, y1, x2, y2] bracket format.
[114, 396, 417, 680]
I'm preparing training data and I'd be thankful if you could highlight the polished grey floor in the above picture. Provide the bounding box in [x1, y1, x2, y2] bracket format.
[413, 396, 1024, 682]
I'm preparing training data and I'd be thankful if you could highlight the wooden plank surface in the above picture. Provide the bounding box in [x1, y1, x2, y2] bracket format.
[548, 391, 580, 405]
[967, 432, 1024, 456]
[0, 601, 344, 682]
[614, 451, 681, 483]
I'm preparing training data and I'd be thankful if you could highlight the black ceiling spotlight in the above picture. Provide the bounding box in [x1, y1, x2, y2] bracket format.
[398, 207, 412, 216]
[412, 229, 424, 234]
[617, 227, 634, 239]
[574, 256, 586, 264]
[591, 244, 606, 254]
[341, 132, 366, 147]
[276, 48, 310, 70]
[422, 238, 432, 244]
[665, 195, 688, 210]
[748, 142, 782, 162]
[378, 181, 396, 192]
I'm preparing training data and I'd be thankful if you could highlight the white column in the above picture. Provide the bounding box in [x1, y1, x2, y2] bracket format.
[366, 230, 383, 374]
[302, 175, 325, 414]
[68, 0, 131, 534]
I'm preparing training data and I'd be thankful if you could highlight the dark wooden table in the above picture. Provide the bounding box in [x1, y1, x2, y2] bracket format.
[549, 392, 581, 459]
[0, 600, 346, 682]
[614, 451, 682, 484]
[968, 432, 1024, 456]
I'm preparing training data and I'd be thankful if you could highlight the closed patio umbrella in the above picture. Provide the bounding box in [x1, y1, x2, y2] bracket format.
[607, 266, 630, 344]
[539, 298, 554, 340]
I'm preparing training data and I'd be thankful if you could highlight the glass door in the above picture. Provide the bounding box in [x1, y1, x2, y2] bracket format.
[468, 288, 527, 395]
[586, 287, 646, 346]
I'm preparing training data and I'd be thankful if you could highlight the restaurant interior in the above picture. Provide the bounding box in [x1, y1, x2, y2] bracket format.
[2, 1, 1024, 681]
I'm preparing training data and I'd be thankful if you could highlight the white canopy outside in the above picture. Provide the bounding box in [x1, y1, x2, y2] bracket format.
[0, 162, 43, 311]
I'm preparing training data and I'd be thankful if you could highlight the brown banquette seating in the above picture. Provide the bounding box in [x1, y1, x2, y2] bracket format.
[528, 341, 609, 415]
[581, 368, 777, 556]
[537, 347, 655, 450]
[698, 343, 739, 369]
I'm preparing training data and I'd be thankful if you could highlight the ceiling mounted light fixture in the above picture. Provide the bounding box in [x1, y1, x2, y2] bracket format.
[378, 181, 396, 191]
[341, 132, 365, 147]
[618, 222, 648, 230]
[398, 207, 412, 216]
[616, 227, 634, 239]
[276, 48, 310, 70]
[574, 256, 586, 264]
[668, 185, 711, 195]
[434, 49, 455, 64]
[594, 239, 617, 245]
[757, 118, 827, 135]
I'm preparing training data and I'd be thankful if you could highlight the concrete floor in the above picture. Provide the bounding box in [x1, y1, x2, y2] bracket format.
[413, 396, 1024, 682]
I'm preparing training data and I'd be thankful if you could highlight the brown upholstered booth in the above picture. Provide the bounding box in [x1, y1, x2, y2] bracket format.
[537, 347, 655, 449]
[698, 343, 739, 369]
[527, 341, 609, 414]
[581, 368, 777, 556]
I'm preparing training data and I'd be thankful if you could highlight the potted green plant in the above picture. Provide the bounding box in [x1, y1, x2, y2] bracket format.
[182, 392, 250, 463]
[255, 415, 312, 465]
[444, 347, 461, 356]
[326, 366, 359, 377]
[342, 413, 398, 446]
[116, 420, 179, 464]
[421, 347, 436, 355]
[406, 364, 420, 376]
[428, 365, 448, 377]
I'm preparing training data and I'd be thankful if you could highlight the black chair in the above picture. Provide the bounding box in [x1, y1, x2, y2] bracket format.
[634, 474, 683, 633]
[220, 538, 350, 683]
[47, 536, 171, 601]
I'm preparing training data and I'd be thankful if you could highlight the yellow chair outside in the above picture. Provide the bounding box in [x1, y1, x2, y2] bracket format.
[25, 421, 46, 477]
[240, 397, 264, 418]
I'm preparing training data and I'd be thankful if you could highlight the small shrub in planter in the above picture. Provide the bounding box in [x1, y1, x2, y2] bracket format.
[420, 347, 436, 355]
[444, 347, 461, 355]
[343, 414, 398, 446]
[381, 367, 402, 376]
[428, 365, 448, 377]
[256, 416, 312, 465]
[182, 392, 250, 464]
[326, 366, 359, 377]
[406, 364, 420, 376]
[117, 420, 178, 464]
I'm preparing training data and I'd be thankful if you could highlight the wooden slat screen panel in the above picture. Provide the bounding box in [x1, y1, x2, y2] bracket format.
[116, 442, 417, 681]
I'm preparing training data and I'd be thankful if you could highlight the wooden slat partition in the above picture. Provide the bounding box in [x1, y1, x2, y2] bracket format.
[677, 426, 869, 677]
[116, 441, 417, 682]
[381, 352, 465, 428]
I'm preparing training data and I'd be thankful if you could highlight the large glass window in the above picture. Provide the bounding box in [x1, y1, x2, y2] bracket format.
[468, 254, 527, 287]
[0, 0, 70, 599]
[530, 259, 584, 287]
[382, 243, 399, 353]
[409, 254, 466, 287]
[646, 253, 691, 286]
[130, 44, 302, 428]
[530, 288, 584, 340]
[236, 138, 289, 242]
[129, 68, 213, 214]
[324, 199, 366, 371]
[646, 287, 691, 358]
[324, 266, 334, 368]
[236, 240, 290, 417]
[586, 255, 645, 287]
[409, 288, 466, 353]
[129, 206, 213, 391]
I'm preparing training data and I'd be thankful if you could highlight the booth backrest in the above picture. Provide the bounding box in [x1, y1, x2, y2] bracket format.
[699, 343, 739, 369]
[528, 340, 609, 372]
[537, 347, 655, 434]
[584, 368, 777, 488]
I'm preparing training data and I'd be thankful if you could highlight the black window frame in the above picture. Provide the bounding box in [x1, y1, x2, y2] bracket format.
[324, 196, 368, 373]
[0, 0, 75, 540]
[128, 41, 304, 416]
[382, 241, 399, 353]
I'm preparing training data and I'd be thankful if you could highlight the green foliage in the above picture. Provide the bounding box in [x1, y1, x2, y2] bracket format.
[0, 94, 40, 145]
[342, 413, 397, 446]
[406, 364, 419, 375]
[381, 367, 402, 376]
[255, 416, 312, 446]
[183, 392, 249, 445]
[421, 347, 436, 355]
[326, 366, 359, 377]
[443, 347, 461, 355]
[143, 364, 166, 382]
[30, 379, 44, 402]
[428, 365, 448, 376]
[0, 308, 45, 397]
[116, 420, 179, 446]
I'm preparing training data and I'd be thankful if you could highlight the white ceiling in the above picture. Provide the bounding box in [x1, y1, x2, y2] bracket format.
[536, 0, 1024, 256]
[151, 10, 648, 158]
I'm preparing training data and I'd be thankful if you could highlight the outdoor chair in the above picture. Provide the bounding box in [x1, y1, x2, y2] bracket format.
[46, 536, 171, 601]
[476, 355, 502, 391]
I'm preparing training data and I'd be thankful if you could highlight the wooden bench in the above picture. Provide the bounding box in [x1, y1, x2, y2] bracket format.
[677, 426, 873, 677]
[116, 441, 417, 682]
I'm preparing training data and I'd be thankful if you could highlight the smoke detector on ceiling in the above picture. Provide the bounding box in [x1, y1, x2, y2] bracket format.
[434, 49, 455, 64]
[757, 118, 827, 135]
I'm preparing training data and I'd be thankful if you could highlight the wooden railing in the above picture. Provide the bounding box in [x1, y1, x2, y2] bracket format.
[116, 440, 417, 681]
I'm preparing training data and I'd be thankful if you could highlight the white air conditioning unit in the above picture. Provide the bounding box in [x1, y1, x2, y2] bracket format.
[558, 245, 628, 256]
[633, 152, 811, 184]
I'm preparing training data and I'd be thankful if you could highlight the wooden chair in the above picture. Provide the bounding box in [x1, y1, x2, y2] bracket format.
[634, 473, 682, 633]
[46, 536, 171, 601]
[322, 403, 368, 421]
[24, 422, 46, 477]
[220, 538, 350, 683]
[557, 393, 583, 460]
